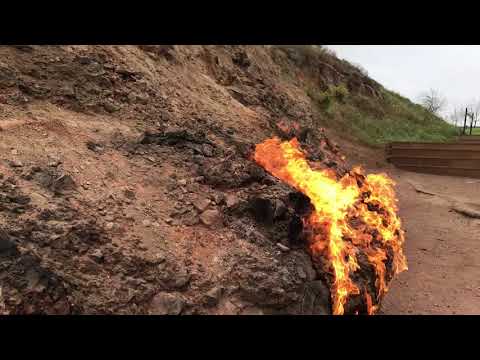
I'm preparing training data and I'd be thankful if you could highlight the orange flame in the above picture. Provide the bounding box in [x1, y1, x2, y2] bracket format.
[254, 137, 407, 315]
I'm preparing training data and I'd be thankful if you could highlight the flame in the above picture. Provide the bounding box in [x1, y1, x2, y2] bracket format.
[254, 137, 407, 315]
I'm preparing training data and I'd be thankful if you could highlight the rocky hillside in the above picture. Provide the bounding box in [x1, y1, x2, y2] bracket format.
[0, 45, 425, 314]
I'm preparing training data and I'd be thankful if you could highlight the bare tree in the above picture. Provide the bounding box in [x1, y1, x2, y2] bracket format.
[418, 88, 447, 115]
[451, 100, 480, 128]
[449, 108, 461, 126]
[470, 99, 480, 127]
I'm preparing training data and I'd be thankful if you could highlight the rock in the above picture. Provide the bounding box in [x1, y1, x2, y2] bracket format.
[11, 149, 18, 155]
[154, 252, 166, 263]
[11, 45, 34, 52]
[91, 249, 104, 261]
[105, 222, 115, 230]
[124, 188, 136, 200]
[192, 197, 211, 212]
[301, 280, 331, 315]
[9, 160, 23, 168]
[199, 209, 222, 227]
[142, 219, 151, 227]
[0, 229, 15, 252]
[225, 193, 239, 208]
[296, 266, 307, 280]
[52, 174, 76, 193]
[212, 192, 226, 205]
[451, 202, 480, 219]
[48, 161, 61, 167]
[240, 307, 264, 315]
[126, 276, 147, 287]
[166, 182, 177, 192]
[103, 102, 120, 113]
[250, 197, 274, 224]
[276, 243, 290, 252]
[273, 199, 287, 220]
[202, 144, 214, 157]
[171, 271, 191, 288]
[126, 92, 136, 103]
[150, 292, 184, 315]
[177, 179, 187, 186]
[86, 141, 104, 153]
[182, 211, 199, 226]
[205, 287, 223, 306]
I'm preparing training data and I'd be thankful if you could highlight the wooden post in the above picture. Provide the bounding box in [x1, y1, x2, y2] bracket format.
[464, 107, 468, 134]
[470, 113, 474, 135]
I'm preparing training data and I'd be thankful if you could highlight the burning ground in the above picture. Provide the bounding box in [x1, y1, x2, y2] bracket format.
[0, 45, 407, 315]
[254, 137, 406, 314]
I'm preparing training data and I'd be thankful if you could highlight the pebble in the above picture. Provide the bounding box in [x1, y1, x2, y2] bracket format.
[48, 161, 61, 167]
[9, 160, 23, 168]
[142, 219, 151, 227]
[297, 266, 307, 280]
[91, 249, 104, 261]
[276, 243, 290, 252]
[225, 193, 238, 207]
[105, 222, 115, 230]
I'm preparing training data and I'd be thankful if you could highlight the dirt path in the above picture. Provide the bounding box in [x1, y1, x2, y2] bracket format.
[379, 169, 480, 314]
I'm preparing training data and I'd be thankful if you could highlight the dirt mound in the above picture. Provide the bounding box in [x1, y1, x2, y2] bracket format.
[0, 45, 392, 315]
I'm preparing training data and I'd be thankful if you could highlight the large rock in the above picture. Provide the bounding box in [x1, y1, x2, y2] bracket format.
[192, 197, 211, 212]
[199, 209, 222, 227]
[150, 292, 184, 315]
[301, 280, 332, 315]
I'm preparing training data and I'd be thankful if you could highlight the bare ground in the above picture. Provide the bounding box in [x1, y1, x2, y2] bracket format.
[327, 134, 480, 315]
[379, 169, 480, 314]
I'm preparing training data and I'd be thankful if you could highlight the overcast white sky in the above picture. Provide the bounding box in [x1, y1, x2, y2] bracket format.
[327, 45, 480, 120]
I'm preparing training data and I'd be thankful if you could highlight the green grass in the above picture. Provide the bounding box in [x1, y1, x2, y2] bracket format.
[272, 45, 459, 147]
[307, 85, 459, 146]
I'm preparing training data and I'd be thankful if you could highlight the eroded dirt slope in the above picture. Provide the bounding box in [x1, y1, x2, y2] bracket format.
[0, 45, 389, 314]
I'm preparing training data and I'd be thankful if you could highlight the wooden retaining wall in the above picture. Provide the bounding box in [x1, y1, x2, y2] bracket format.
[386, 140, 480, 178]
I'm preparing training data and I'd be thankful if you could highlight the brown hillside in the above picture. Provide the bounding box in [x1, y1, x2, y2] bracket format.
[0, 45, 393, 314]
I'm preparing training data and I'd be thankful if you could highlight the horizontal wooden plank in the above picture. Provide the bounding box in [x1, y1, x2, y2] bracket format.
[387, 143, 480, 151]
[387, 149, 480, 159]
[393, 165, 480, 179]
[389, 157, 480, 169]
